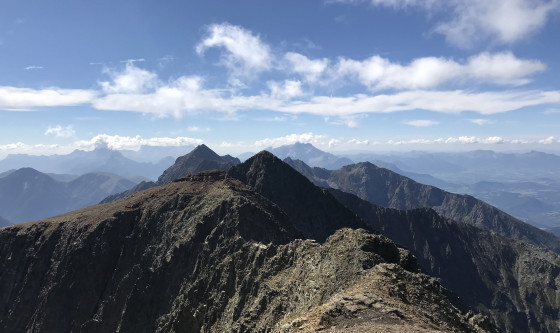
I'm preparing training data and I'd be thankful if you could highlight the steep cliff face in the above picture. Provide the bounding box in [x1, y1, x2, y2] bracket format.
[228, 151, 369, 242]
[0, 170, 491, 332]
[286, 159, 560, 252]
[330, 188, 560, 333]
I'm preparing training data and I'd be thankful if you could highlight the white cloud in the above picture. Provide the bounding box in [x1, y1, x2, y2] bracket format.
[0, 135, 204, 159]
[331, 0, 560, 48]
[44, 125, 76, 138]
[436, 0, 560, 47]
[467, 52, 546, 85]
[348, 138, 370, 145]
[278, 89, 560, 116]
[387, 136, 530, 145]
[539, 136, 558, 144]
[267, 80, 304, 99]
[93, 75, 226, 118]
[404, 120, 440, 127]
[196, 22, 273, 76]
[24, 66, 43, 70]
[74, 134, 203, 151]
[0, 87, 96, 110]
[328, 138, 340, 148]
[284, 52, 329, 82]
[470, 118, 490, 125]
[187, 126, 210, 132]
[99, 62, 158, 94]
[335, 52, 544, 90]
[254, 132, 327, 148]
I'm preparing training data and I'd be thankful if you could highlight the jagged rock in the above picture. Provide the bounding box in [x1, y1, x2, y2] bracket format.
[330, 188, 560, 333]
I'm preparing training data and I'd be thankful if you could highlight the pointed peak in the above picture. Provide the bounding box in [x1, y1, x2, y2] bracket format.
[251, 150, 279, 161]
[188, 144, 220, 159]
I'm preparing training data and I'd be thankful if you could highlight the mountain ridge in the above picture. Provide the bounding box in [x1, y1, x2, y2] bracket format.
[286, 158, 560, 252]
[0, 169, 491, 332]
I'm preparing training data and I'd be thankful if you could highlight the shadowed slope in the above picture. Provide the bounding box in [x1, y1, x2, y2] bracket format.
[228, 151, 369, 242]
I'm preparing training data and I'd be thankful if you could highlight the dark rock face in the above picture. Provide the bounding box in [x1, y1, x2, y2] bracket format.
[330, 188, 560, 333]
[286, 159, 560, 252]
[0, 170, 489, 332]
[228, 151, 369, 242]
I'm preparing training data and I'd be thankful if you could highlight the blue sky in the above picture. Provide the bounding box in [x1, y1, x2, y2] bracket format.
[1, 0, 560, 157]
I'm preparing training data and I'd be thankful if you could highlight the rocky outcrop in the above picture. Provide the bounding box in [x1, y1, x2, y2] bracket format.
[286, 159, 560, 253]
[228, 151, 369, 242]
[330, 188, 560, 333]
[0, 170, 491, 332]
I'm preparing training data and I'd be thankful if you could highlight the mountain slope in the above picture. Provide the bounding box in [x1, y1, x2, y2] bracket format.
[287, 159, 560, 252]
[0, 168, 138, 224]
[330, 189, 560, 333]
[0, 170, 490, 332]
[228, 151, 369, 242]
[270, 143, 353, 169]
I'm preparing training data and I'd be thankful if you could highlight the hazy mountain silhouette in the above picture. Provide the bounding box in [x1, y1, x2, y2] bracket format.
[269, 142, 354, 169]
[0, 167, 137, 224]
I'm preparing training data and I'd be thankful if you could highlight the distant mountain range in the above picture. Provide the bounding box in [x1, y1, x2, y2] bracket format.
[0, 168, 138, 224]
[268, 142, 354, 169]
[347, 150, 560, 183]
[0, 147, 180, 180]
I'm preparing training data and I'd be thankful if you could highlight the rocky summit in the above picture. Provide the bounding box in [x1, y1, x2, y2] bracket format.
[0, 170, 494, 332]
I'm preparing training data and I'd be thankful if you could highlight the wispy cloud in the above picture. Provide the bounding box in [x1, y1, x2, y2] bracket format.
[404, 120, 439, 127]
[328, 0, 560, 48]
[470, 118, 491, 126]
[0, 87, 96, 110]
[186, 126, 210, 132]
[387, 136, 528, 145]
[24, 66, 44, 70]
[44, 125, 76, 138]
[196, 22, 273, 77]
[335, 52, 545, 89]
[0, 134, 204, 158]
